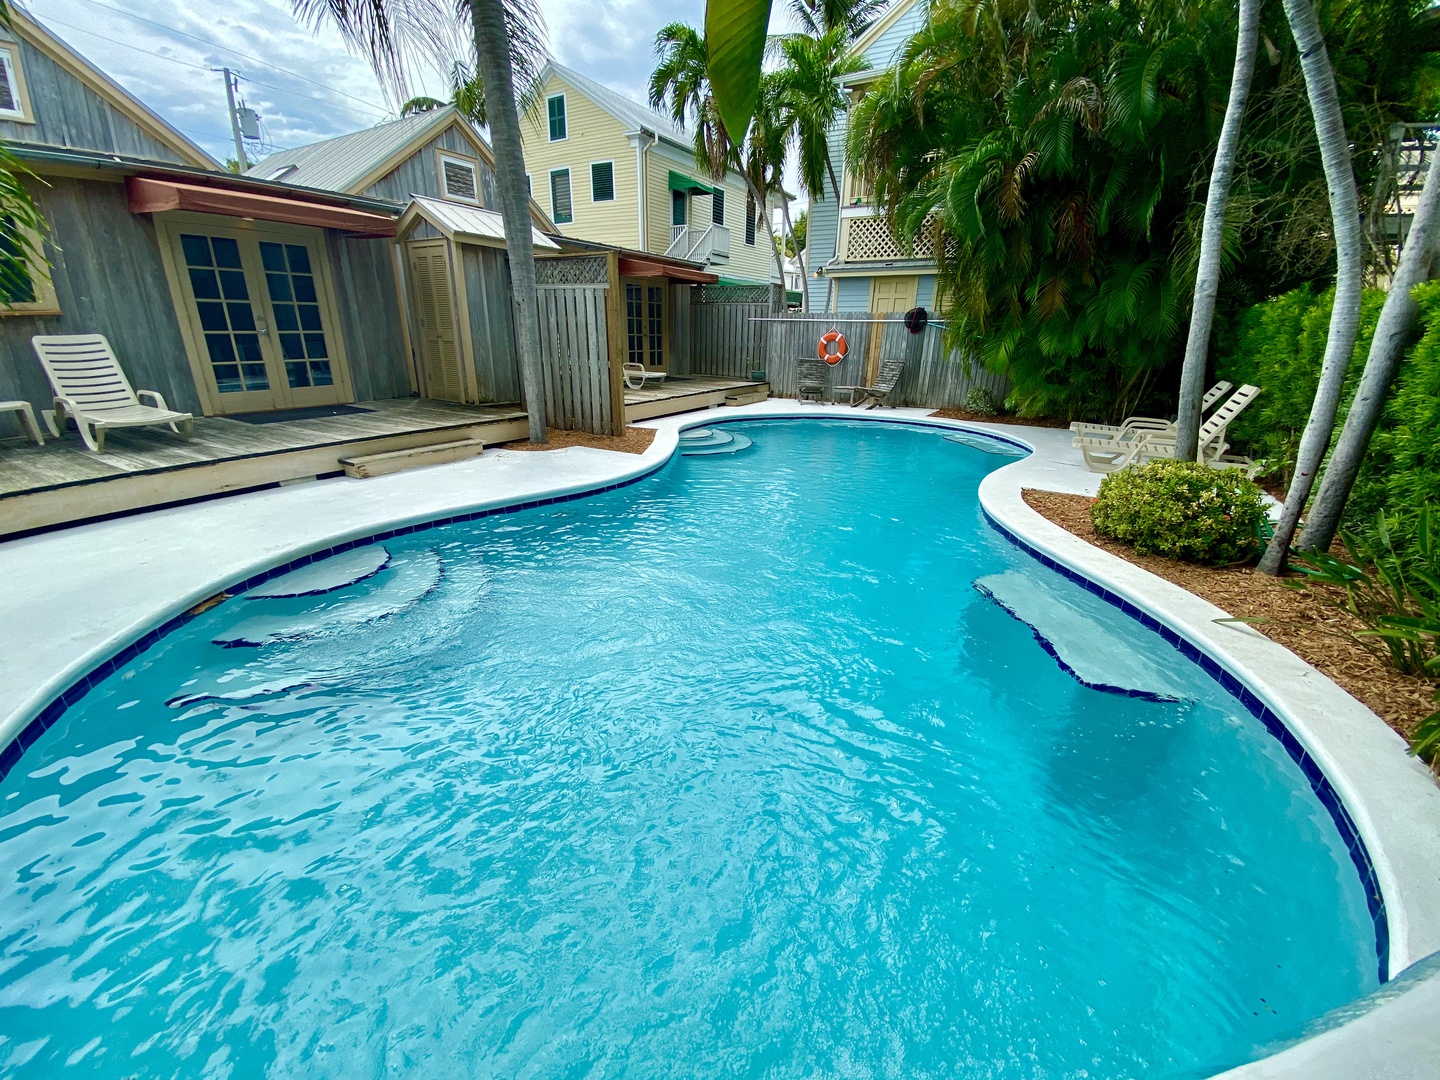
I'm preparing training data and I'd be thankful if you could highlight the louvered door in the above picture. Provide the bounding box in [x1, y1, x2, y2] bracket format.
[407, 241, 466, 403]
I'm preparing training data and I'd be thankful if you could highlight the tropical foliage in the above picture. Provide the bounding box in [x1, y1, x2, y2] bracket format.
[0, 1, 45, 309]
[844, 0, 1440, 420]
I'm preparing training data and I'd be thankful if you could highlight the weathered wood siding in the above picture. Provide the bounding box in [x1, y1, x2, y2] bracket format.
[0, 176, 197, 438]
[668, 284, 692, 375]
[0, 31, 189, 162]
[326, 234, 412, 401]
[535, 283, 614, 434]
[460, 245, 522, 403]
[362, 126, 498, 206]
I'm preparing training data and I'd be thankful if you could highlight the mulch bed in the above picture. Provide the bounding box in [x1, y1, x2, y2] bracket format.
[929, 408, 1070, 428]
[1023, 488, 1436, 752]
[502, 427, 657, 455]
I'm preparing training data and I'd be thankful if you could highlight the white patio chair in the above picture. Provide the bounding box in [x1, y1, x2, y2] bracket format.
[623, 362, 667, 391]
[32, 334, 194, 453]
[1069, 380, 1232, 444]
[1, 400, 44, 445]
[1076, 384, 1261, 474]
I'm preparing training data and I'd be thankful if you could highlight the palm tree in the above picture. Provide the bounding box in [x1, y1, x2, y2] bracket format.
[1301, 149, 1440, 550]
[1257, 0, 1365, 573]
[775, 29, 865, 206]
[295, 0, 550, 444]
[1174, 0, 1261, 461]
[788, 0, 888, 38]
[650, 23, 788, 289]
[0, 2, 45, 309]
[399, 62, 487, 123]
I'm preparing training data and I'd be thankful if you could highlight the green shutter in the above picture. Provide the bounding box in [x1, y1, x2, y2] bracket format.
[547, 95, 567, 141]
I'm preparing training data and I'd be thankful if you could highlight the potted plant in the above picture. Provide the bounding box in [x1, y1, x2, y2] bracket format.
[747, 361, 767, 382]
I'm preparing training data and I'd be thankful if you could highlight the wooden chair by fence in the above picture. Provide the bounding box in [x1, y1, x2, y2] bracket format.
[836, 358, 907, 409]
[797, 359, 829, 403]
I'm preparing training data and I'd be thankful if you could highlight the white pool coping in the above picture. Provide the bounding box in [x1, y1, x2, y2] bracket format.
[1, 400, 1437, 1077]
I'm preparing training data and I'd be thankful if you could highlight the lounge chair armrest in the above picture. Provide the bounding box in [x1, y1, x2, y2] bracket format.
[137, 389, 169, 410]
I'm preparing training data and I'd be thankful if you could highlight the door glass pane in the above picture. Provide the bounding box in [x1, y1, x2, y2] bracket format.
[181, 233, 269, 393]
[671, 191, 686, 227]
[647, 286, 664, 368]
[259, 241, 332, 389]
[625, 283, 644, 367]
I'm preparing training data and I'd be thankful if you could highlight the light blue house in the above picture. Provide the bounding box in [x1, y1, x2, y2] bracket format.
[807, 0, 937, 314]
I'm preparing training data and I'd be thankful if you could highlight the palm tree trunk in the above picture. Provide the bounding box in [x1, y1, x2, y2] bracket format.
[1257, 0, 1364, 574]
[1175, 0, 1260, 461]
[827, 159, 842, 205]
[470, 0, 547, 443]
[777, 195, 808, 312]
[1300, 155, 1440, 549]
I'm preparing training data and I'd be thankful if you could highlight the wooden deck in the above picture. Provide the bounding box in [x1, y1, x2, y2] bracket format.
[623, 374, 767, 422]
[0, 397, 529, 538]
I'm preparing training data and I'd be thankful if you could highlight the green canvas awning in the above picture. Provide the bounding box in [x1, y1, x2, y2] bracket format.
[668, 170, 719, 196]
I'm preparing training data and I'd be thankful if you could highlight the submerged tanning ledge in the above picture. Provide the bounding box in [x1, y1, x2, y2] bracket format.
[975, 570, 1192, 702]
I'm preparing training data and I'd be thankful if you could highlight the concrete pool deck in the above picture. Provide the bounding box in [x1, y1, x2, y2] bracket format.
[1, 400, 1437, 1077]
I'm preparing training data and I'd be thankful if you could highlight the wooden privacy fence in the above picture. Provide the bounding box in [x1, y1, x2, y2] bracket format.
[688, 306, 1010, 410]
[532, 254, 620, 436]
[686, 284, 784, 379]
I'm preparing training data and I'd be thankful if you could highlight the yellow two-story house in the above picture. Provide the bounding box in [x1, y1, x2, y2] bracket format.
[521, 62, 779, 292]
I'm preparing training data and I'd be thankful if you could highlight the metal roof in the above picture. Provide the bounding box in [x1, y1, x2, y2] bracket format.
[405, 195, 559, 249]
[542, 63, 690, 151]
[245, 108, 473, 194]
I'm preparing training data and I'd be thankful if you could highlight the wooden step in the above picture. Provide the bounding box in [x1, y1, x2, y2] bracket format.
[339, 437, 485, 478]
[724, 387, 770, 407]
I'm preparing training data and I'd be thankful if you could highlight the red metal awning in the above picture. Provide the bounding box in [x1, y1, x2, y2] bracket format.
[618, 257, 718, 284]
[126, 176, 398, 237]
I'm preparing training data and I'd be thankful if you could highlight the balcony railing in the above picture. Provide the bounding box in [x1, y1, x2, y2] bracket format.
[838, 213, 938, 263]
[665, 223, 731, 264]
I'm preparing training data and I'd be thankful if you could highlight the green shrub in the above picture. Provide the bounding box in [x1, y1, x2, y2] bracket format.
[965, 386, 1000, 416]
[1213, 285, 1384, 482]
[1090, 460, 1269, 564]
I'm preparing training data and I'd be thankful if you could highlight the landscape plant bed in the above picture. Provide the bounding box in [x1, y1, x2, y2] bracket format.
[502, 426, 657, 455]
[1023, 488, 1437, 757]
[930, 408, 1070, 428]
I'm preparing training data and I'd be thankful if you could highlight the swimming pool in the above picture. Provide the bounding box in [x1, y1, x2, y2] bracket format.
[0, 418, 1379, 1077]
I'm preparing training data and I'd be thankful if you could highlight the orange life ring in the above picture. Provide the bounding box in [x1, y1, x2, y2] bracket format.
[818, 330, 848, 365]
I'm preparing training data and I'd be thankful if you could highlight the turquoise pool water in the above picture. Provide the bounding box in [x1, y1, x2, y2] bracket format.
[0, 419, 1376, 1078]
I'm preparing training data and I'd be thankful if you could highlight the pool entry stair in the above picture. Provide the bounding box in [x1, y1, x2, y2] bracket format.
[679, 427, 755, 456]
[212, 546, 442, 647]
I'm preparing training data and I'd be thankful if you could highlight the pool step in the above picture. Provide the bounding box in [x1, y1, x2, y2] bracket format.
[246, 546, 391, 598]
[339, 438, 485, 479]
[679, 428, 754, 456]
[213, 551, 443, 647]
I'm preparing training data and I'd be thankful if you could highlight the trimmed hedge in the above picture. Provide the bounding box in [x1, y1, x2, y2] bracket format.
[1090, 460, 1269, 564]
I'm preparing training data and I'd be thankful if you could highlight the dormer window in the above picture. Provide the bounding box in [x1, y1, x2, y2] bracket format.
[437, 150, 480, 206]
[0, 41, 34, 123]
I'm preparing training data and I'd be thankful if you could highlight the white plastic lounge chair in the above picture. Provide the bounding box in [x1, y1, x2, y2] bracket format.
[622, 362, 667, 391]
[32, 334, 194, 453]
[1069, 380, 1232, 443]
[1, 400, 43, 445]
[836, 357, 907, 409]
[1076, 384, 1260, 474]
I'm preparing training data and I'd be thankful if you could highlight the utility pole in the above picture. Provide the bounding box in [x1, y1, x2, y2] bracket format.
[221, 68, 246, 173]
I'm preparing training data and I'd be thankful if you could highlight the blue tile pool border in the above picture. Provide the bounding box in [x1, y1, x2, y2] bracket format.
[982, 506, 1392, 985]
[0, 412, 1390, 984]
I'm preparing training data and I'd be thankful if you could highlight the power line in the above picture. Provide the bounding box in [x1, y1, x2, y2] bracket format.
[54, 0, 393, 118]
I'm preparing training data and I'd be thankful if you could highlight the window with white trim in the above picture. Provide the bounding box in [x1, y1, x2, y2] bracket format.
[712, 189, 725, 226]
[590, 161, 614, 202]
[0, 42, 33, 123]
[438, 151, 481, 206]
[550, 168, 573, 224]
[547, 94, 567, 141]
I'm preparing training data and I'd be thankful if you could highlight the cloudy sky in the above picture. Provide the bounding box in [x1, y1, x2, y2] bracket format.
[25, 0, 805, 207]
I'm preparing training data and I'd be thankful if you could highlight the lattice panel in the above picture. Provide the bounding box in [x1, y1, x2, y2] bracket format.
[695, 284, 774, 305]
[842, 215, 938, 262]
[535, 255, 609, 286]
